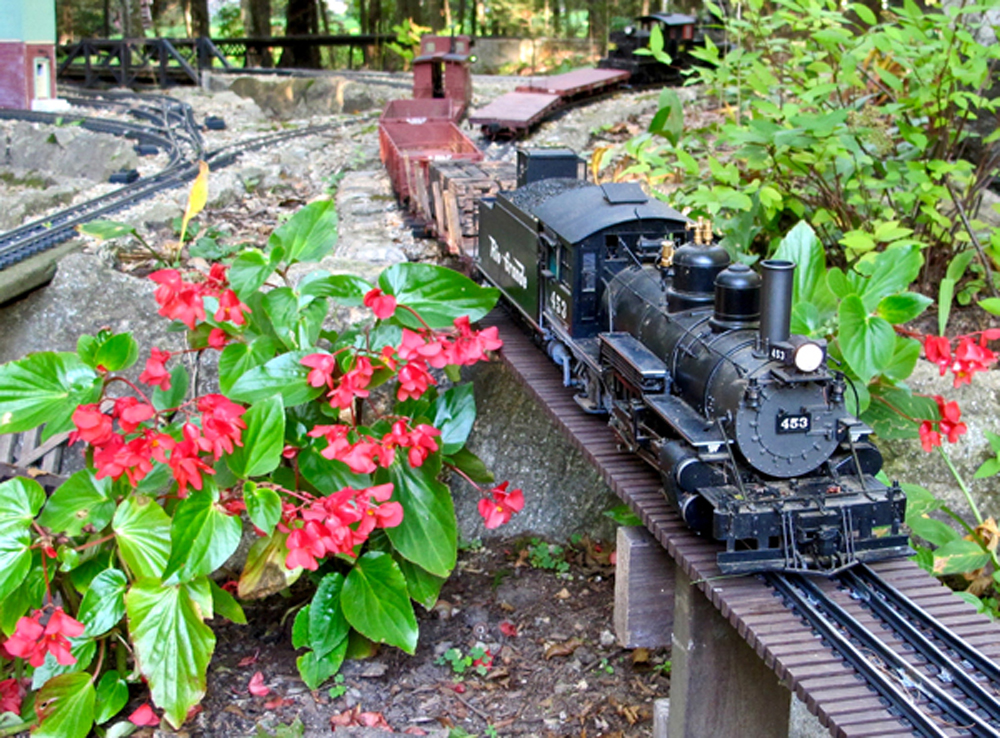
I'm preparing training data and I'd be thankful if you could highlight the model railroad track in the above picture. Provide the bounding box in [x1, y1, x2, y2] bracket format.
[767, 568, 1000, 737]
[483, 309, 1000, 738]
[0, 98, 377, 274]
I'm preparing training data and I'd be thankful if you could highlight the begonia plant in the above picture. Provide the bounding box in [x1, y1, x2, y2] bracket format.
[0, 197, 518, 737]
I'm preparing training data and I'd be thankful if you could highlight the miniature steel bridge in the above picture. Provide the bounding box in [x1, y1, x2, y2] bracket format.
[481, 310, 1000, 738]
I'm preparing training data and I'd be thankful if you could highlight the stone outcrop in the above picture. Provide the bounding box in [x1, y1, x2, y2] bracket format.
[2, 120, 138, 181]
[224, 75, 388, 119]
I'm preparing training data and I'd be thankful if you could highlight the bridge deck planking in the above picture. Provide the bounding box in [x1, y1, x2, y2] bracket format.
[483, 310, 1000, 737]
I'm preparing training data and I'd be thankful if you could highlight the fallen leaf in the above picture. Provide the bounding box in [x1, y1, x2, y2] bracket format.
[264, 697, 294, 710]
[499, 620, 518, 637]
[248, 671, 270, 697]
[555, 588, 571, 600]
[237, 649, 260, 668]
[630, 648, 650, 665]
[545, 637, 584, 659]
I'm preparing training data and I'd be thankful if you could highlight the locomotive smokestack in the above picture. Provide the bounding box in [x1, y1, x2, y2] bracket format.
[759, 260, 795, 350]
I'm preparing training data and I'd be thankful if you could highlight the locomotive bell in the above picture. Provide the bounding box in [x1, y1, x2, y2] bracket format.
[712, 263, 761, 331]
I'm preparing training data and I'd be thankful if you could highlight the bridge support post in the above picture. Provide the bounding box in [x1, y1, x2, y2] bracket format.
[614, 526, 674, 648]
[667, 564, 790, 737]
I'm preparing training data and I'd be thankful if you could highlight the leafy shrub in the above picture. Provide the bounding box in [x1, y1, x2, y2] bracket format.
[0, 194, 521, 735]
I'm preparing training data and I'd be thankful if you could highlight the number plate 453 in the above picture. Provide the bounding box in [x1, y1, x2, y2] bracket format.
[776, 412, 811, 434]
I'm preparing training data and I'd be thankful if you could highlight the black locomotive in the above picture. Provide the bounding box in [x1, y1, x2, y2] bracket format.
[598, 13, 701, 86]
[477, 151, 910, 575]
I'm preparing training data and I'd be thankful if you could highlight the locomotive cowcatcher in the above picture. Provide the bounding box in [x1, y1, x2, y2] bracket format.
[477, 150, 909, 575]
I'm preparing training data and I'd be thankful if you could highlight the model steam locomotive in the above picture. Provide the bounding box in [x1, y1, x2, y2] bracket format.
[477, 151, 910, 574]
[598, 13, 702, 85]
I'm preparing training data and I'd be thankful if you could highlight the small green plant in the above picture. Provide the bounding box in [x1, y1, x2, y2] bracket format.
[327, 673, 347, 699]
[653, 659, 672, 676]
[527, 538, 570, 574]
[435, 645, 492, 677]
[597, 657, 614, 675]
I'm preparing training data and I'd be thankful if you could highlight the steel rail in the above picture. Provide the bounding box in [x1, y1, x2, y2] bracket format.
[770, 572, 998, 737]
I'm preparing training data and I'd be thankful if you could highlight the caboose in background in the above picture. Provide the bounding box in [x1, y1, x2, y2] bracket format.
[0, 0, 58, 110]
[412, 35, 474, 119]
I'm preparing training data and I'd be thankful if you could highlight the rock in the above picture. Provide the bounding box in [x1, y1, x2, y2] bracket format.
[206, 169, 245, 209]
[880, 360, 1000, 524]
[6, 121, 138, 182]
[453, 358, 620, 542]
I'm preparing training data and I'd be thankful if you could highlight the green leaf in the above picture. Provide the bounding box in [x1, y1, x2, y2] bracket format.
[979, 297, 1000, 316]
[907, 513, 960, 547]
[94, 670, 129, 725]
[78, 568, 128, 637]
[385, 457, 457, 578]
[162, 486, 242, 584]
[881, 336, 921, 383]
[876, 292, 932, 324]
[938, 277, 956, 336]
[855, 245, 923, 313]
[296, 639, 348, 690]
[974, 458, 1000, 479]
[77, 220, 137, 241]
[396, 555, 445, 610]
[269, 199, 338, 265]
[126, 577, 215, 729]
[112, 495, 171, 579]
[863, 386, 936, 440]
[153, 363, 189, 412]
[931, 539, 991, 576]
[380, 264, 498, 329]
[209, 579, 247, 624]
[291, 605, 311, 649]
[838, 295, 895, 384]
[227, 351, 323, 406]
[38, 470, 115, 537]
[309, 572, 349, 659]
[238, 532, 302, 600]
[33, 672, 96, 738]
[218, 337, 279, 395]
[298, 446, 371, 492]
[0, 476, 46, 538]
[263, 287, 300, 349]
[648, 88, 683, 144]
[444, 447, 494, 485]
[341, 552, 418, 654]
[0, 352, 101, 436]
[229, 249, 273, 301]
[227, 396, 285, 479]
[851, 2, 876, 24]
[0, 534, 31, 602]
[431, 384, 477, 455]
[772, 221, 832, 309]
[298, 271, 372, 307]
[31, 638, 95, 690]
[244, 483, 282, 536]
[82, 333, 139, 373]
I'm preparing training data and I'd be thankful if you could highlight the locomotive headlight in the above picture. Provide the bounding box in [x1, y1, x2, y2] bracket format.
[793, 342, 825, 373]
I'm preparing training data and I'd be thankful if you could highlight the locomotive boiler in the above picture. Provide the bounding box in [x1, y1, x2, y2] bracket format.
[477, 158, 909, 574]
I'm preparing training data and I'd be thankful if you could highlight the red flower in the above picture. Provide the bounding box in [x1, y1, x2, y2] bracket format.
[5, 608, 85, 668]
[952, 336, 997, 387]
[405, 424, 440, 467]
[129, 704, 160, 727]
[214, 289, 250, 326]
[69, 403, 114, 446]
[477, 481, 524, 529]
[114, 397, 155, 434]
[0, 678, 23, 715]
[923, 335, 952, 377]
[159, 283, 207, 329]
[302, 353, 338, 389]
[935, 396, 968, 443]
[397, 360, 435, 402]
[918, 420, 941, 453]
[197, 394, 247, 460]
[208, 328, 228, 350]
[363, 287, 398, 319]
[139, 347, 173, 391]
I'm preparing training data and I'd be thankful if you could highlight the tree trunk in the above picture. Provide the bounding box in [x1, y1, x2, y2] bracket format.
[243, 0, 273, 67]
[190, 0, 210, 36]
[279, 0, 321, 68]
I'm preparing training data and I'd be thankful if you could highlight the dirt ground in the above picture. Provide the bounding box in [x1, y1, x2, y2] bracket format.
[166, 538, 670, 738]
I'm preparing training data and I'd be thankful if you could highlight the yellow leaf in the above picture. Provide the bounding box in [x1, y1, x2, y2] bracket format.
[180, 160, 210, 246]
[590, 147, 609, 184]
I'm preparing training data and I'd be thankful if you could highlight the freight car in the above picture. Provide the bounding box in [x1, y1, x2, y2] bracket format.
[477, 156, 909, 575]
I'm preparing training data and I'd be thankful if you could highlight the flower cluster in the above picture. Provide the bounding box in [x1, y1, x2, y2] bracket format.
[0, 677, 24, 715]
[924, 330, 1000, 388]
[307, 421, 441, 474]
[4, 608, 85, 668]
[278, 483, 403, 570]
[71, 392, 246, 495]
[477, 481, 525, 529]
[918, 395, 968, 453]
[302, 353, 375, 411]
[149, 264, 250, 332]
